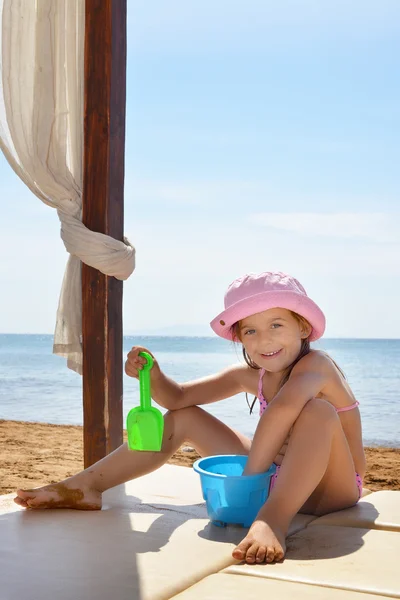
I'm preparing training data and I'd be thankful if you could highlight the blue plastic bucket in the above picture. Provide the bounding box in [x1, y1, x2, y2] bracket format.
[193, 454, 277, 527]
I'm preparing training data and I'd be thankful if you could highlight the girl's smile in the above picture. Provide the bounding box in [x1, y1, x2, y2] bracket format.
[260, 349, 283, 360]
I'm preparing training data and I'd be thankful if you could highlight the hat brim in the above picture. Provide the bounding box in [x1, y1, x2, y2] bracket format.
[210, 290, 325, 342]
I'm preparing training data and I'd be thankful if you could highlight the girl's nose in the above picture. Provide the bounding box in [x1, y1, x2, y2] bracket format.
[259, 331, 273, 344]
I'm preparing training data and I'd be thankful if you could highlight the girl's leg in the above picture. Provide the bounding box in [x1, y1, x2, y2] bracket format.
[14, 406, 251, 510]
[233, 398, 360, 564]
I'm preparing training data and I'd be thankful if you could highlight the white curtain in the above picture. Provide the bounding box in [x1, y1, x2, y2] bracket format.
[0, 0, 135, 374]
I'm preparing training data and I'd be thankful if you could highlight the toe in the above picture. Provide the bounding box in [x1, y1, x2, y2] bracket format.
[255, 545, 267, 563]
[232, 547, 246, 560]
[16, 489, 35, 501]
[26, 496, 45, 508]
[245, 543, 259, 564]
[232, 538, 252, 561]
[13, 496, 28, 508]
[275, 546, 285, 562]
[266, 546, 275, 563]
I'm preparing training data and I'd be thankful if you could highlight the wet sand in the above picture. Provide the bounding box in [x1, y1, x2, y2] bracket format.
[1, 420, 399, 494]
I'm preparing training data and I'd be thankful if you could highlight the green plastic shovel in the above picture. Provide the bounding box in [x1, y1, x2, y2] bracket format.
[127, 351, 164, 451]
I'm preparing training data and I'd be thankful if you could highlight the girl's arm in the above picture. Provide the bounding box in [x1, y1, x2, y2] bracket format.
[158, 365, 247, 409]
[244, 353, 329, 475]
[125, 345, 248, 409]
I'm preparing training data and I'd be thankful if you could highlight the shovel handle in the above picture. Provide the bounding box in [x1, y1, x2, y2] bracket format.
[138, 351, 154, 410]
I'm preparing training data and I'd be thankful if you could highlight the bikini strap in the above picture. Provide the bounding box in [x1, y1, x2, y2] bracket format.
[257, 368, 266, 399]
[336, 400, 360, 413]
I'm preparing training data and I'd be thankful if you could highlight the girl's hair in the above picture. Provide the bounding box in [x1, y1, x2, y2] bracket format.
[231, 311, 345, 414]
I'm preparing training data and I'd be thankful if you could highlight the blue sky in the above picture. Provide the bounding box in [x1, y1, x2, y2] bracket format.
[0, 0, 399, 338]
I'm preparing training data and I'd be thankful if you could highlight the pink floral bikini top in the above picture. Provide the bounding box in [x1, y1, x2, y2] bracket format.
[257, 368, 360, 417]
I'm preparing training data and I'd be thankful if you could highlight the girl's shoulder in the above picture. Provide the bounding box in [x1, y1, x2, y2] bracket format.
[292, 351, 358, 412]
[290, 349, 340, 381]
[281, 350, 344, 404]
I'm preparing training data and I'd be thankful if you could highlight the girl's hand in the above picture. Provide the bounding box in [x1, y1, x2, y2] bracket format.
[125, 346, 161, 380]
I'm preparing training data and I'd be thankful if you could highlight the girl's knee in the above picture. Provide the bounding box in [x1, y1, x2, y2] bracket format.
[164, 405, 201, 422]
[300, 397, 338, 422]
[164, 406, 206, 442]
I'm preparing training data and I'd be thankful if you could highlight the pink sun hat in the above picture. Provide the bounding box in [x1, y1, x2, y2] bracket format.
[210, 271, 325, 342]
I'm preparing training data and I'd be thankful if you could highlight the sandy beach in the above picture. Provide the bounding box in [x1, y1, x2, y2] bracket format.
[1, 419, 399, 495]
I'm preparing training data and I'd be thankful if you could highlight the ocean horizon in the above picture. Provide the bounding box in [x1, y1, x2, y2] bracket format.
[1, 334, 399, 448]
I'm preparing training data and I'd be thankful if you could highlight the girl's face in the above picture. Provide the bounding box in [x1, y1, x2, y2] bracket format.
[239, 308, 311, 373]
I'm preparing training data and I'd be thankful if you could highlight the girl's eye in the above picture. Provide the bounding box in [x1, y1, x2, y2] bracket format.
[244, 329, 256, 335]
[271, 323, 282, 329]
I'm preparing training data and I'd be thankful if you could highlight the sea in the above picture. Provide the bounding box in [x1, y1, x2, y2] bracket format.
[0, 334, 399, 447]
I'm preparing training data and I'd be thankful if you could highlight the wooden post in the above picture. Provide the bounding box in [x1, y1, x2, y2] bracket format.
[82, 0, 127, 467]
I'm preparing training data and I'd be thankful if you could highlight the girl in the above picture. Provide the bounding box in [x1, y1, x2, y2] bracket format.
[14, 271, 365, 565]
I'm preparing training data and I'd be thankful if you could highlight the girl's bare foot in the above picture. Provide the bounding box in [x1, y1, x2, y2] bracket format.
[232, 519, 286, 564]
[14, 478, 102, 511]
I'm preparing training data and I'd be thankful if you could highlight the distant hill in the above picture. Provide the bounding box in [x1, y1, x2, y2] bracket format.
[124, 324, 215, 337]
